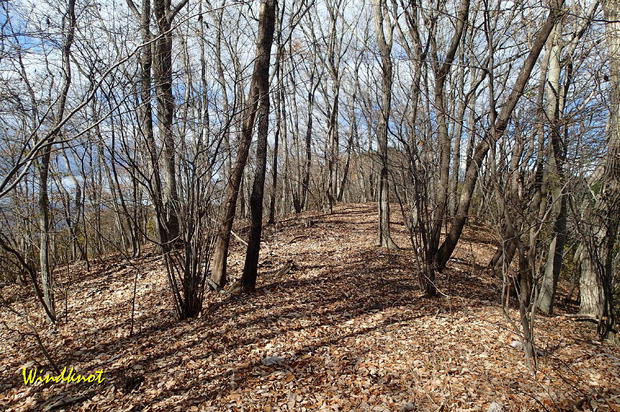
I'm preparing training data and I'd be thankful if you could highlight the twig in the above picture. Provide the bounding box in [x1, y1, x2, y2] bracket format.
[231, 229, 248, 246]
[0, 294, 61, 374]
[129, 270, 140, 336]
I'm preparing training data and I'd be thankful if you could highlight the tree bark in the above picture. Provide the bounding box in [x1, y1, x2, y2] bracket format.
[38, 149, 54, 322]
[240, 0, 278, 293]
[152, 0, 188, 248]
[429, 0, 470, 256]
[436, 4, 563, 271]
[593, 0, 620, 338]
[373, 0, 398, 249]
[578, 244, 605, 318]
[537, 24, 567, 315]
[38, 0, 76, 322]
[269, 14, 285, 224]
[211, 0, 277, 289]
[299, 70, 318, 213]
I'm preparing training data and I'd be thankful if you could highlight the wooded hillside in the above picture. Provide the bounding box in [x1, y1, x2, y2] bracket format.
[2, 204, 619, 410]
[1, 0, 620, 409]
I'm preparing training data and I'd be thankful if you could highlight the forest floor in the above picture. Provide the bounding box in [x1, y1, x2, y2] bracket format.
[1, 203, 620, 411]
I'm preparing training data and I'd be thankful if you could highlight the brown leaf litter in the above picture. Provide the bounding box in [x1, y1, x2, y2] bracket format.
[1, 203, 619, 411]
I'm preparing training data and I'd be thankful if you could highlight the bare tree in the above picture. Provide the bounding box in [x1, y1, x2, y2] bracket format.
[239, 0, 278, 293]
[537, 2, 598, 314]
[151, 0, 189, 248]
[372, 0, 398, 249]
[210, 0, 278, 289]
[434, 0, 564, 273]
[575, 0, 620, 339]
[37, 0, 77, 323]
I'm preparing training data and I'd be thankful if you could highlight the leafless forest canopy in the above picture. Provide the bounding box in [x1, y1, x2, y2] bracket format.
[1, 0, 620, 408]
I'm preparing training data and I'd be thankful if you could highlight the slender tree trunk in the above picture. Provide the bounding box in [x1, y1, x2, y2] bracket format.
[324, 5, 341, 213]
[299, 71, 317, 213]
[38, 0, 76, 322]
[373, 0, 398, 249]
[152, 0, 188, 248]
[211, 0, 277, 289]
[538, 24, 567, 315]
[436, 5, 562, 270]
[240, 0, 278, 293]
[38, 149, 54, 322]
[131, 0, 171, 253]
[337, 101, 357, 202]
[269, 18, 285, 224]
[430, 0, 470, 257]
[268, 84, 281, 224]
[517, 244, 536, 368]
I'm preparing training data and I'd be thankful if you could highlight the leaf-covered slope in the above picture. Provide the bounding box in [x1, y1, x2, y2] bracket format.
[1, 203, 619, 411]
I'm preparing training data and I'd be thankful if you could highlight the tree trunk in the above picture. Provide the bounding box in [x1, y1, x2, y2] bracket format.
[373, 0, 398, 249]
[38, 149, 55, 323]
[37, 0, 76, 323]
[538, 24, 567, 315]
[595, 0, 620, 338]
[300, 71, 317, 213]
[517, 244, 536, 368]
[269, 20, 285, 224]
[436, 5, 562, 270]
[240, 0, 278, 293]
[152, 0, 187, 248]
[575, 0, 620, 339]
[578, 244, 605, 318]
[430, 0, 470, 257]
[211, 0, 277, 289]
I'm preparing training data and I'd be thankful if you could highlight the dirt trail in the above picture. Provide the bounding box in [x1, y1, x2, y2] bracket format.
[1, 203, 619, 411]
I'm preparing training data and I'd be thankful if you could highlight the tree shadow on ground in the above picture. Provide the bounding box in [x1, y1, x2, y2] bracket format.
[2, 203, 509, 410]
[27, 243, 501, 409]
